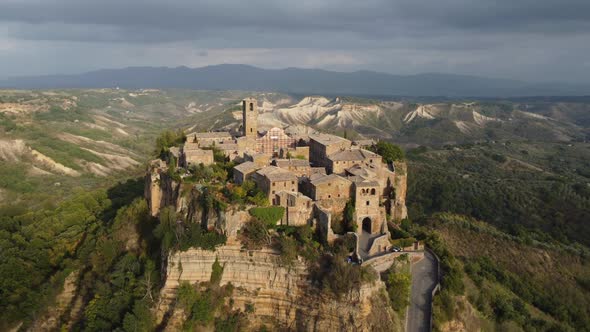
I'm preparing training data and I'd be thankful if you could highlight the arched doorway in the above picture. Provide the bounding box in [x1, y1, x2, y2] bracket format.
[362, 217, 372, 233]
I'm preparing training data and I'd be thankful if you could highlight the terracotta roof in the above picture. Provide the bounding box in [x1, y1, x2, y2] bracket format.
[329, 148, 379, 162]
[191, 131, 232, 139]
[276, 191, 313, 201]
[256, 166, 298, 182]
[184, 149, 212, 156]
[310, 174, 351, 186]
[233, 161, 259, 173]
[309, 133, 350, 146]
[310, 167, 327, 175]
[345, 165, 377, 178]
[349, 176, 380, 187]
[273, 159, 310, 168]
[183, 142, 201, 151]
[216, 143, 239, 150]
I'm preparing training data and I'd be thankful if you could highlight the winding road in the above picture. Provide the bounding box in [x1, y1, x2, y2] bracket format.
[406, 250, 438, 332]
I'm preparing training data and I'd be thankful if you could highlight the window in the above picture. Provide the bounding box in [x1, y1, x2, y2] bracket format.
[328, 195, 332, 198]
[371, 188, 376, 195]
[273, 183, 276, 186]
[292, 181, 295, 184]
[272, 190, 275, 194]
[250, 128, 253, 133]
[250, 103, 254, 111]
[366, 201, 370, 206]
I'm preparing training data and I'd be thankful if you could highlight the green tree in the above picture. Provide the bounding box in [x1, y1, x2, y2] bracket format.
[386, 270, 411, 312]
[372, 140, 405, 162]
[122, 300, 155, 332]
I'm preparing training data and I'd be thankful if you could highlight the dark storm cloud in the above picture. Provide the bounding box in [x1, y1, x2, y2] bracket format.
[2, 0, 589, 43]
[0, 0, 589, 82]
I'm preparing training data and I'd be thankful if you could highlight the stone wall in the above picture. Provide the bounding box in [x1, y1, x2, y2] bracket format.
[316, 207, 338, 243]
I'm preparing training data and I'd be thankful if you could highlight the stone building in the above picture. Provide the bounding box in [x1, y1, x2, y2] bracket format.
[244, 152, 272, 167]
[275, 191, 314, 226]
[233, 161, 259, 185]
[309, 133, 352, 168]
[252, 166, 298, 205]
[352, 139, 375, 149]
[181, 142, 214, 167]
[327, 148, 381, 174]
[309, 173, 352, 201]
[272, 158, 311, 177]
[215, 141, 241, 161]
[187, 131, 233, 146]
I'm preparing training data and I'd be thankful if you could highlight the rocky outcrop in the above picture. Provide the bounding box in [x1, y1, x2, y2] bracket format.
[158, 245, 399, 331]
[392, 161, 408, 220]
[145, 162, 181, 217]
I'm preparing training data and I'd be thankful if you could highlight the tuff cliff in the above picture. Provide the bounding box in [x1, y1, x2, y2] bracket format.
[157, 245, 401, 331]
[392, 161, 408, 220]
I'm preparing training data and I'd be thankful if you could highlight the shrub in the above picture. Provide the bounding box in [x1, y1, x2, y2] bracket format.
[210, 257, 224, 285]
[371, 140, 405, 162]
[249, 206, 285, 229]
[386, 270, 411, 312]
[274, 235, 298, 266]
[247, 192, 269, 207]
[310, 253, 376, 299]
[391, 237, 416, 248]
[240, 219, 271, 250]
[179, 223, 226, 251]
[155, 129, 185, 155]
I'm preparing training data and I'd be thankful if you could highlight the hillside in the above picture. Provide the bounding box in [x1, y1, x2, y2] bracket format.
[417, 213, 590, 331]
[0, 89, 291, 210]
[2, 65, 589, 97]
[257, 96, 590, 146]
[406, 140, 590, 247]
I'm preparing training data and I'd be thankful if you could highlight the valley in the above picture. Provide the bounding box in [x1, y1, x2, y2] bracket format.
[1, 89, 589, 331]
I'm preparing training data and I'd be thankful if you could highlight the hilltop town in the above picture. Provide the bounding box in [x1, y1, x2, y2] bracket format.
[146, 97, 408, 261]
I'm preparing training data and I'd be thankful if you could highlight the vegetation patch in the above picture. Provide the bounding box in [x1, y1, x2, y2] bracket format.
[249, 206, 285, 229]
[370, 140, 405, 162]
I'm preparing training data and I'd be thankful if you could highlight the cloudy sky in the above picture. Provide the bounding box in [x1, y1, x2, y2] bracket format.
[1, 0, 589, 83]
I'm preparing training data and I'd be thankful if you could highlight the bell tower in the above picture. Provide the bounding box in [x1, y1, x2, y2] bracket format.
[242, 97, 258, 138]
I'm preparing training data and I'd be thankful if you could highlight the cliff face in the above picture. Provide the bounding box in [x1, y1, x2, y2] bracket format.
[158, 245, 400, 331]
[145, 169, 181, 217]
[392, 161, 408, 220]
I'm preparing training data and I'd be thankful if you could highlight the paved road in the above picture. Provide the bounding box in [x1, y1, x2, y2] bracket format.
[406, 250, 438, 332]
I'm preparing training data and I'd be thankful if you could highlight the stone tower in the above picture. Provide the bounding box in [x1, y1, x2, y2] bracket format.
[353, 181, 382, 234]
[242, 97, 258, 138]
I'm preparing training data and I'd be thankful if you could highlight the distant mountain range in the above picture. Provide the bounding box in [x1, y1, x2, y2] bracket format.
[1, 64, 589, 97]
